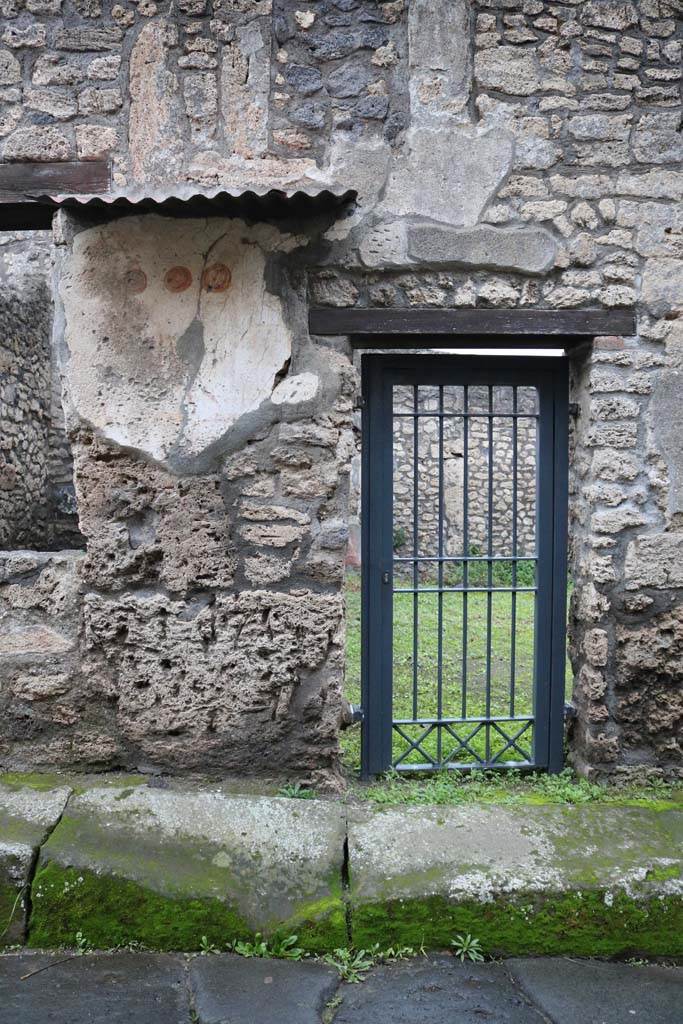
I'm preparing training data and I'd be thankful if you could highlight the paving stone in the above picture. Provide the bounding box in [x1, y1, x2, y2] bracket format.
[190, 954, 339, 1024]
[333, 956, 545, 1024]
[0, 953, 189, 1024]
[508, 957, 683, 1024]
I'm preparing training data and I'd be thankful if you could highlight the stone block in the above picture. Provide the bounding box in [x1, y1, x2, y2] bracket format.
[334, 958, 544, 1024]
[30, 785, 347, 951]
[625, 535, 683, 588]
[652, 369, 683, 521]
[77, 86, 123, 114]
[408, 0, 471, 122]
[0, 48, 21, 85]
[73, 436, 236, 593]
[475, 46, 541, 95]
[382, 126, 514, 227]
[190, 956, 338, 1024]
[0, 779, 71, 943]
[80, 588, 344, 778]
[642, 259, 683, 315]
[407, 224, 557, 274]
[55, 27, 122, 51]
[347, 803, 683, 954]
[0, 953, 189, 1022]
[3, 125, 75, 161]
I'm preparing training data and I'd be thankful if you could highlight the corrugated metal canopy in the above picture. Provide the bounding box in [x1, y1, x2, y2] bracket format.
[0, 164, 357, 230]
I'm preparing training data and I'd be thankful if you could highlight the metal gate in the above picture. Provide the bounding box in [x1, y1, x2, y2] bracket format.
[360, 355, 568, 776]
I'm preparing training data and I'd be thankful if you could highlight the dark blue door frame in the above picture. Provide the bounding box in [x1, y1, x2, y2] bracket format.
[360, 353, 569, 778]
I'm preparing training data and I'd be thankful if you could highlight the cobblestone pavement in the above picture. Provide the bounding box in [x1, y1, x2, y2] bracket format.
[0, 952, 681, 1024]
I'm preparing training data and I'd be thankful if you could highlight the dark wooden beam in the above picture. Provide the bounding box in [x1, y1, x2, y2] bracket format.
[0, 160, 111, 230]
[309, 307, 637, 339]
[0, 160, 110, 201]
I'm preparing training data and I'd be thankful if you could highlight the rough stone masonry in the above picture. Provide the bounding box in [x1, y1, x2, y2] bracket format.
[0, 0, 681, 786]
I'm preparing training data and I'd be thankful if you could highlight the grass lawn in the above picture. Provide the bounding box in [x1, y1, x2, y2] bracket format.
[342, 570, 572, 773]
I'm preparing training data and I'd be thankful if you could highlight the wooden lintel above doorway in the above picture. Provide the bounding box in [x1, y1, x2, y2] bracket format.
[308, 307, 637, 346]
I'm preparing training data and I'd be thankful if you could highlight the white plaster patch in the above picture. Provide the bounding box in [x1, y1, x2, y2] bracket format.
[59, 216, 295, 465]
[271, 372, 320, 406]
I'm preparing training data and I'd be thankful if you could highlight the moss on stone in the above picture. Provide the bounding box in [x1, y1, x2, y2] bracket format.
[28, 863, 253, 952]
[351, 890, 683, 957]
[0, 772, 71, 793]
[282, 894, 347, 953]
[0, 880, 23, 942]
[27, 862, 347, 953]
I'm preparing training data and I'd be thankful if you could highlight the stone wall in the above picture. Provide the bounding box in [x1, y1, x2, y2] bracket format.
[391, 386, 537, 564]
[0, 232, 52, 549]
[0, 0, 681, 782]
[0, 231, 80, 550]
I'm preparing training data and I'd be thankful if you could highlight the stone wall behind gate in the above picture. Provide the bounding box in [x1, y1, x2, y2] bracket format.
[0, 0, 681, 783]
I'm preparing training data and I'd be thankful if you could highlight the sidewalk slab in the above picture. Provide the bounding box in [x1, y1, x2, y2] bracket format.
[0, 953, 188, 1024]
[333, 955, 545, 1024]
[29, 784, 347, 952]
[347, 803, 683, 955]
[0, 781, 71, 944]
[190, 954, 339, 1024]
[507, 957, 683, 1024]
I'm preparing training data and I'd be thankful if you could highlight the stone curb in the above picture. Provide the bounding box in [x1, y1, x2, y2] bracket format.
[1, 775, 681, 956]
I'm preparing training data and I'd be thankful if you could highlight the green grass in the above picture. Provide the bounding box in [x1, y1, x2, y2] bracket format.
[358, 767, 683, 809]
[343, 570, 572, 772]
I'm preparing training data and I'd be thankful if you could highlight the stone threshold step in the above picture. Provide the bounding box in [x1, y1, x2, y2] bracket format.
[1, 774, 681, 956]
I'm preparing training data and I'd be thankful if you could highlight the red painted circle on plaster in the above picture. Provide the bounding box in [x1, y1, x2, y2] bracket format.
[201, 263, 232, 293]
[164, 266, 193, 292]
[125, 268, 147, 294]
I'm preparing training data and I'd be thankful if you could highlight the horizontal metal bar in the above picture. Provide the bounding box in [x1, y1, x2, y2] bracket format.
[393, 555, 538, 563]
[392, 411, 539, 420]
[391, 760, 535, 772]
[309, 306, 637, 338]
[394, 589, 537, 597]
[394, 716, 534, 725]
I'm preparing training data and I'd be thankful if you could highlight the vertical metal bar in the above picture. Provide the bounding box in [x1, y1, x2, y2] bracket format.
[510, 386, 518, 717]
[485, 385, 493, 763]
[361, 356, 394, 776]
[412, 384, 419, 722]
[549, 362, 569, 772]
[533, 372, 555, 769]
[437, 386, 445, 765]
[461, 385, 469, 720]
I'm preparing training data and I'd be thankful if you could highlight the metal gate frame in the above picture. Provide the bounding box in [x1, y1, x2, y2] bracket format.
[360, 353, 569, 778]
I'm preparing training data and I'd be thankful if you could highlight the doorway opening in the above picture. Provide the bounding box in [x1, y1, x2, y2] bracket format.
[343, 352, 569, 778]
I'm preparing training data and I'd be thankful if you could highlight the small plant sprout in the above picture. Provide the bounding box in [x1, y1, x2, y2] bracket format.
[229, 932, 305, 960]
[268, 934, 305, 960]
[74, 931, 91, 955]
[322, 947, 377, 984]
[277, 782, 317, 799]
[230, 933, 270, 958]
[199, 935, 219, 955]
[450, 934, 485, 963]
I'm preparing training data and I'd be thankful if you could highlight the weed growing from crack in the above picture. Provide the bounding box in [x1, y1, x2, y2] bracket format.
[277, 782, 317, 799]
[451, 934, 485, 963]
[229, 932, 306, 960]
[322, 943, 419, 983]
